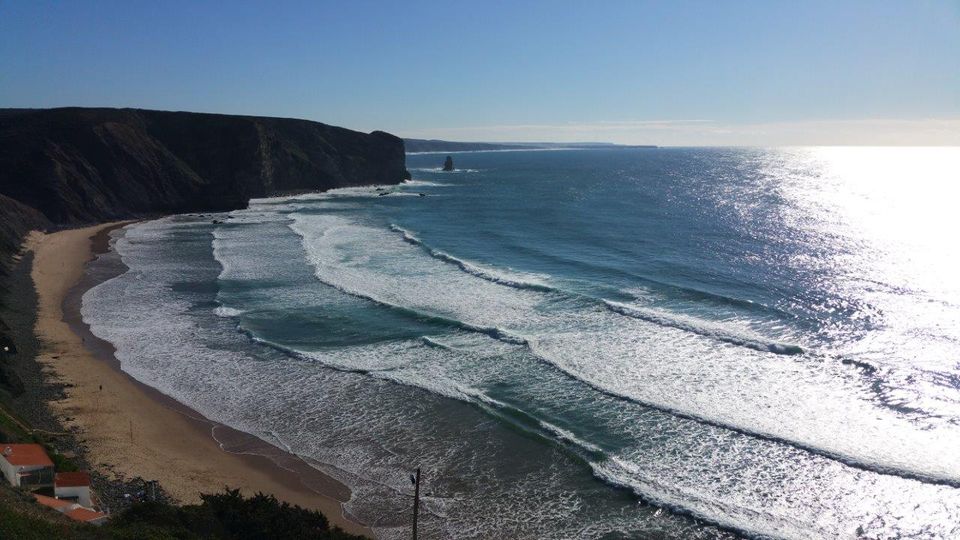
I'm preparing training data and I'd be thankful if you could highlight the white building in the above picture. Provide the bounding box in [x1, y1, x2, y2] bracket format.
[55, 471, 93, 507]
[0, 444, 55, 490]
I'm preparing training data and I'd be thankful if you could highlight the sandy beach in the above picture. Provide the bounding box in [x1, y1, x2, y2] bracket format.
[26, 223, 371, 537]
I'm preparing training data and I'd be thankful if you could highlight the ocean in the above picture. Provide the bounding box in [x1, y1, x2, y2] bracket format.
[82, 147, 960, 539]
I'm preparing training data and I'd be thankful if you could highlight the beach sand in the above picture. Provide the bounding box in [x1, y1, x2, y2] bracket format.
[27, 223, 371, 537]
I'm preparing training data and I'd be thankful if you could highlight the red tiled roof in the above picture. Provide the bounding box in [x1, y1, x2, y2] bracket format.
[33, 494, 75, 511]
[1, 444, 54, 467]
[55, 471, 91, 488]
[65, 507, 107, 522]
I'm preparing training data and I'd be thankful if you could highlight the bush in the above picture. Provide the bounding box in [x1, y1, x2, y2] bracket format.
[108, 488, 366, 540]
[49, 450, 81, 472]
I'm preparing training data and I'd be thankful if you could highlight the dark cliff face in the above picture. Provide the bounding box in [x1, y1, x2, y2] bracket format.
[0, 193, 50, 376]
[0, 193, 50, 291]
[0, 107, 407, 224]
[0, 107, 407, 350]
[0, 194, 50, 261]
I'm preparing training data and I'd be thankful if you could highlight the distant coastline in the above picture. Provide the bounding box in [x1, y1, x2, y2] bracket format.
[403, 137, 657, 153]
[406, 146, 654, 155]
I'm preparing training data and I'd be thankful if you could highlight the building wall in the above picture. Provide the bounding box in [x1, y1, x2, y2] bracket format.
[55, 485, 92, 507]
[0, 458, 16, 486]
[17, 465, 54, 490]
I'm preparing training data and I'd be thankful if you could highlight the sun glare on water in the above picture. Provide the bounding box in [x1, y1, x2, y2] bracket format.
[778, 146, 960, 416]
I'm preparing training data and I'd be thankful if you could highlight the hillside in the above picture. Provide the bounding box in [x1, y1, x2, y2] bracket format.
[0, 483, 366, 539]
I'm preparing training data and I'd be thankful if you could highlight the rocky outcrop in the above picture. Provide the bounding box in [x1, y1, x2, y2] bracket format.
[443, 156, 455, 171]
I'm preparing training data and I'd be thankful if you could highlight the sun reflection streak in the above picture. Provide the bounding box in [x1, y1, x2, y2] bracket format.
[769, 147, 960, 415]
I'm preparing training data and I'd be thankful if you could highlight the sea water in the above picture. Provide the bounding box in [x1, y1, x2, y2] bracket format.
[82, 147, 960, 539]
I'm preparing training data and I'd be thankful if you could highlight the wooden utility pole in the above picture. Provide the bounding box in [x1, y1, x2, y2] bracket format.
[412, 467, 421, 540]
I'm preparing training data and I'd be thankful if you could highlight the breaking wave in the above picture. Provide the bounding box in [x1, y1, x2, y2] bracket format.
[389, 224, 556, 292]
[603, 300, 805, 355]
[214, 306, 245, 317]
[402, 179, 452, 187]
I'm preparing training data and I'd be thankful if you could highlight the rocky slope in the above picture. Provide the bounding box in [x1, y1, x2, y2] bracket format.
[0, 194, 50, 276]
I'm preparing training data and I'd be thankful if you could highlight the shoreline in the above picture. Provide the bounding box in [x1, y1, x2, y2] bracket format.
[28, 222, 372, 537]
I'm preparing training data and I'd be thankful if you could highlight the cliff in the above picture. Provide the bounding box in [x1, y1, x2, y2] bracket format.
[0, 107, 407, 347]
[1, 108, 407, 224]
[0, 194, 50, 275]
[0, 194, 50, 351]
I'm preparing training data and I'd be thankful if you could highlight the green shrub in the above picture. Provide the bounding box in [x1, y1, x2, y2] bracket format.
[49, 451, 81, 472]
[108, 488, 366, 540]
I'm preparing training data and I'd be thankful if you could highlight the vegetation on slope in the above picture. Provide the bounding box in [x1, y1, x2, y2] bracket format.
[0, 485, 367, 540]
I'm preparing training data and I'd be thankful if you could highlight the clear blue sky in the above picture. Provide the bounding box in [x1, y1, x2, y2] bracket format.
[2, 1, 958, 145]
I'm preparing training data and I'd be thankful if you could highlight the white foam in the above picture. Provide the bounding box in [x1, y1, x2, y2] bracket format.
[590, 456, 812, 540]
[603, 299, 804, 355]
[82, 214, 960, 539]
[402, 179, 453, 187]
[524, 318, 960, 485]
[389, 224, 556, 292]
[214, 306, 245, 317]
[246, 184, 415, 208]
[538, 420, 604, 455]
[290, 212, 960, 486]
[407, 167, 480, 173]
[291, 214, 548, 335]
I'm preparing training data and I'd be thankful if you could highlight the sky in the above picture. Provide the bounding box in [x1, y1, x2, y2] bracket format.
[1, 1, 958, 145]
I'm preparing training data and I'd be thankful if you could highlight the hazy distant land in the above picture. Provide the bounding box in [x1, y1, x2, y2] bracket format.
[403, 138, 656, 153]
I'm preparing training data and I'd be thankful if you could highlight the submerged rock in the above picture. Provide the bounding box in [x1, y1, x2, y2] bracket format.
[443, 155, 454, 171]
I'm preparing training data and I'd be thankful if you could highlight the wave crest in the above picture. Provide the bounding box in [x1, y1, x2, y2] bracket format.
[603, 300, 804, 356]
[389, 224, 556, 292]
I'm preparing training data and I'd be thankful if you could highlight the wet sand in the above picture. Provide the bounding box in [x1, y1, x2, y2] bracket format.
[27, 223, 371, 537]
